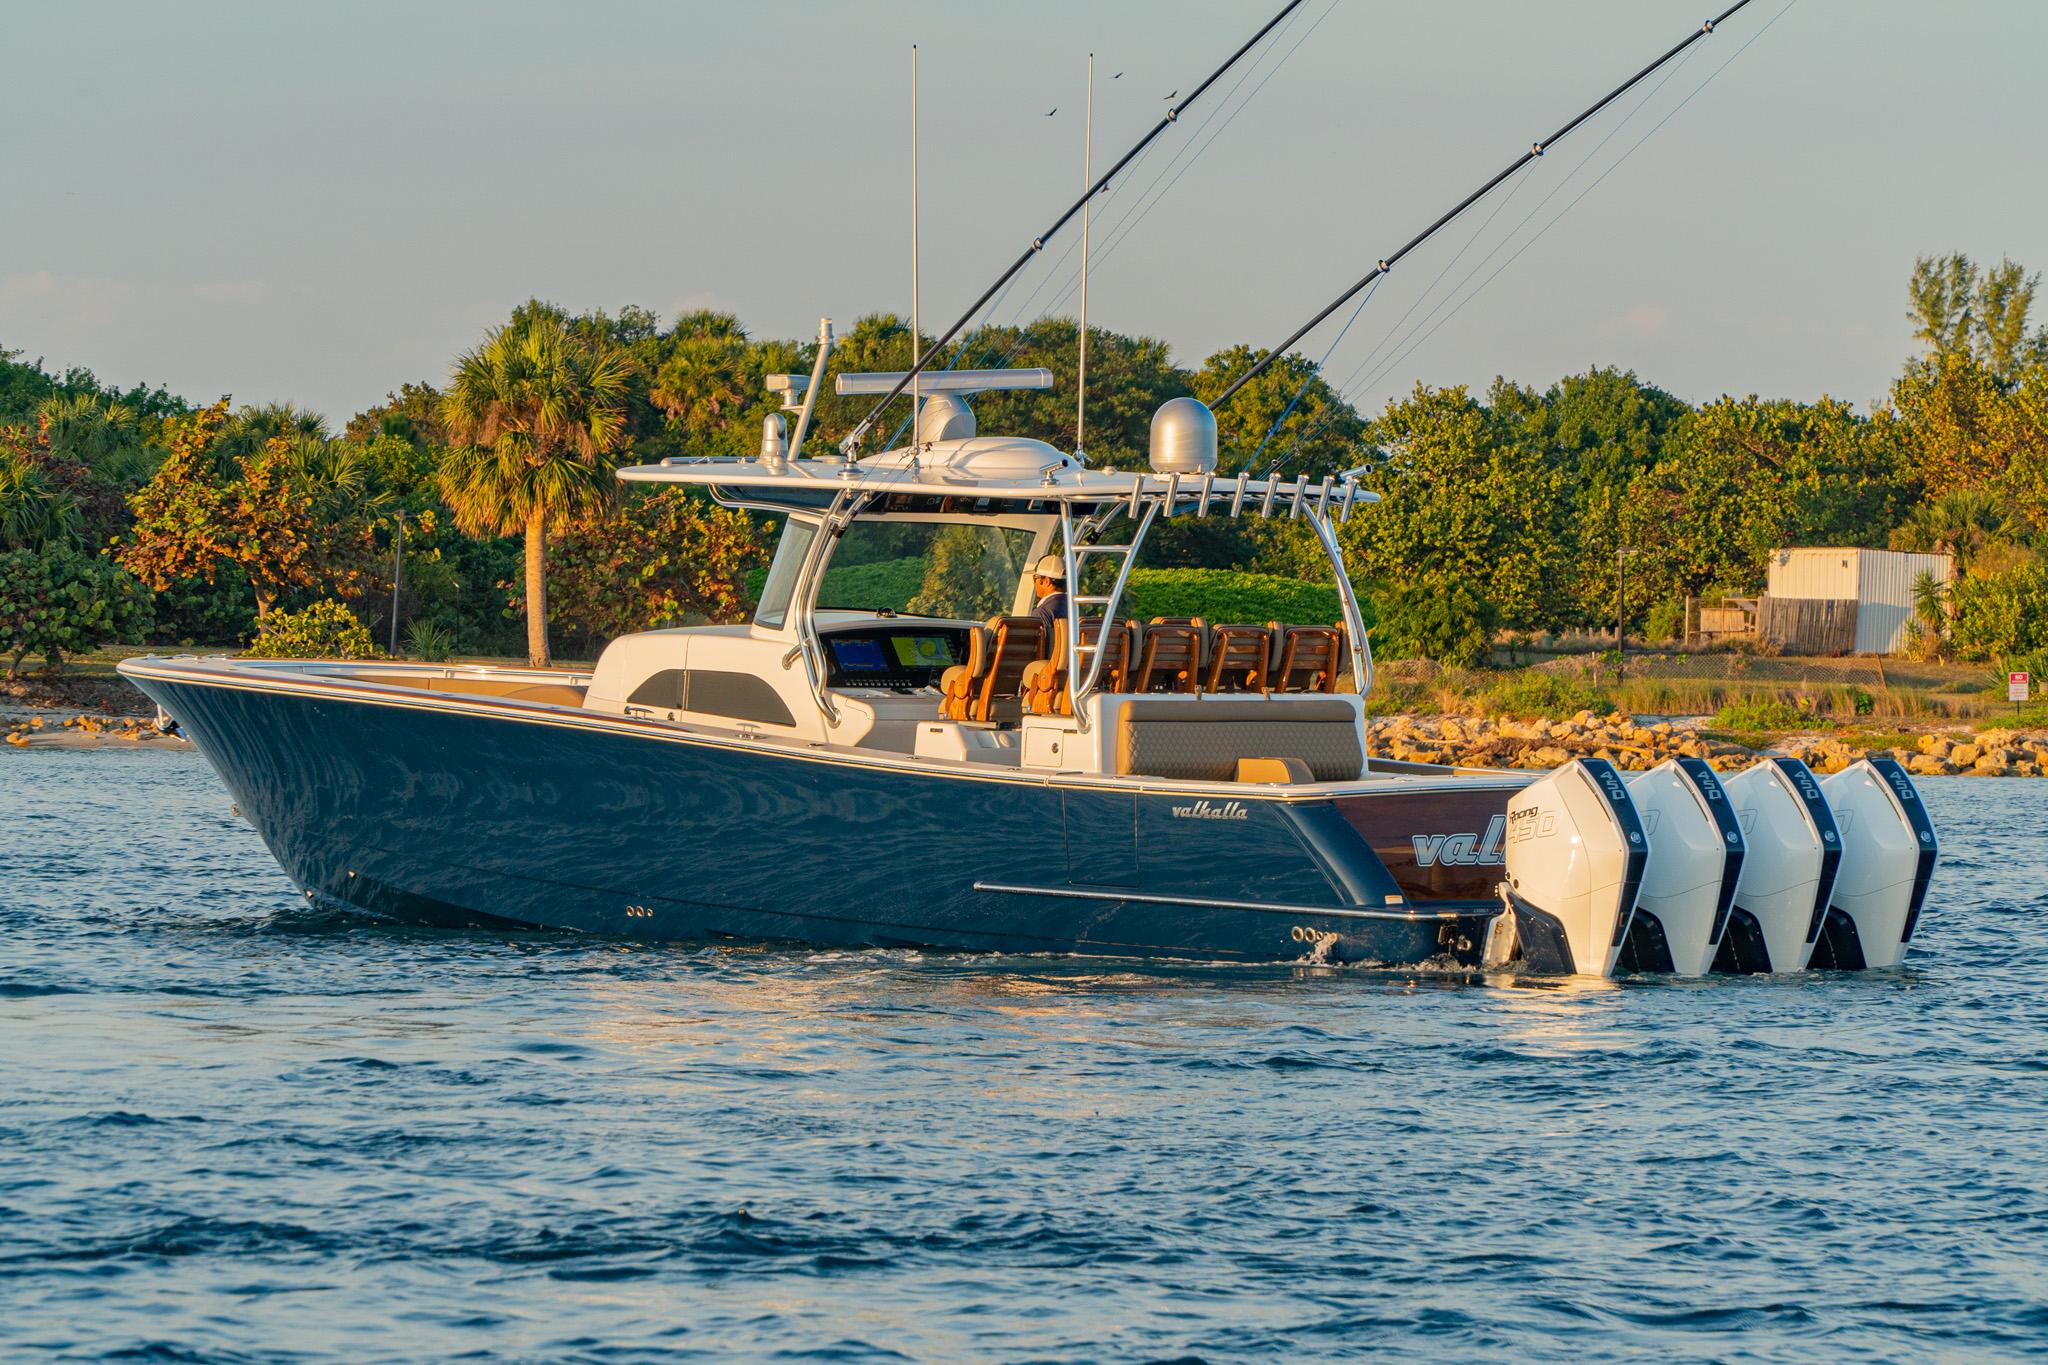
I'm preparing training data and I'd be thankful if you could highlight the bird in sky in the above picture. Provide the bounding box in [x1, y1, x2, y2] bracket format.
[1045, 107, 1057, 116]
[1163, 89, 1178, 99]
[1113, 71, 1123, 79]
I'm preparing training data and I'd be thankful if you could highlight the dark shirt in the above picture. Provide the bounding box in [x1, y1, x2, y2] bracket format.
[1034, 591, 1069, 637]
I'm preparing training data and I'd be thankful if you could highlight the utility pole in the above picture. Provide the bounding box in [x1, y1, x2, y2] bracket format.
[390, 509, 404, 656]
[1616, 546, 1632, 680]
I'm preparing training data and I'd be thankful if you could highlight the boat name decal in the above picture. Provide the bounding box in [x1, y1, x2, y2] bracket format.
[1171, 799, 1251, 821]
[1413, 814, 1508, 867]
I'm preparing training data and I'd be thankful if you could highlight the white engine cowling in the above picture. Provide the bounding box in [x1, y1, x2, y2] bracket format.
[1815, 756, 1938, 969]
[1503, 758, 1649, 977]
[1620, 758, 1747, 976]
[1719, 758, 1842, 973]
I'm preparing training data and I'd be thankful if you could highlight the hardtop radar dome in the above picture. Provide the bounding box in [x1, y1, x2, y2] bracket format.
[1149, 397, 1218, 474]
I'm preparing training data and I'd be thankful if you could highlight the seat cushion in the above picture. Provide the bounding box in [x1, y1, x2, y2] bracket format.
[1114, 698, 1363, 781]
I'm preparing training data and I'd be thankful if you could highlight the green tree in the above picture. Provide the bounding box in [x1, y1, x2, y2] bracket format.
[1909, 253, 1976, 358]
[0, 429, 82, 551]
[119, 400, 376, 619]
[1888, 488, 2014, 574]
[344, 382, 448, 446]
[0, 548, 153, 676]
[1620, 395, 1916, 604]
[649, 325, 757, 439]
[243, 598, 382, 660]
[437, 302, 633, 667]
[1492, 367, 1688, 627]
[1975, 258, 2041, 377]
[36, 393, 156, 485]
[1191, 346, 1365, 477]
[1343, 384, 1574, 637]
[540, 488, 766, 653]
[1947, 561, 2048, 661]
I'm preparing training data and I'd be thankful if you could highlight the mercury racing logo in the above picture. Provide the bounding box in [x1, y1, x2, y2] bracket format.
[1412, 814, 1507, 868]
[1171, 799, 1251, 821]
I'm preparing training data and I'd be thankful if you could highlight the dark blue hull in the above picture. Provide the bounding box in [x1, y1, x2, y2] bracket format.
[129, 671, 1517, 966]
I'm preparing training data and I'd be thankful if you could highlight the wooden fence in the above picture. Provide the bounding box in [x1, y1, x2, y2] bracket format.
[1757, 595, 1858, 656]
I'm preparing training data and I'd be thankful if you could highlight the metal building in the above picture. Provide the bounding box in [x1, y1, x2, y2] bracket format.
[1759, 548, 1955, 655]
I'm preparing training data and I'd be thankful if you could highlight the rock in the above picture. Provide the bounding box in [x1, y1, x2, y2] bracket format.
[1949, 743, 1981, 767]
[1906, 754, 1951, 777]
[2016, 760, 2040, 778]
[1547, 720, 1577, 740]
[1918, 734, 1951, 757]
[1530, 745, 1570, 768]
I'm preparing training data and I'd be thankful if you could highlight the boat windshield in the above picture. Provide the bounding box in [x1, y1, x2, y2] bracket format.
[816, 521, 1038, 620]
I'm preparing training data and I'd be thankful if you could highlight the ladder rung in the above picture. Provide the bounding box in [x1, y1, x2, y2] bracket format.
[1074, 544, 1132, 555]
[1073, 596, 1114, 605]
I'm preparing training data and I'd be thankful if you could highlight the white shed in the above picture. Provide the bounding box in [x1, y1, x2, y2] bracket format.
[1763, 548, 1954, 654]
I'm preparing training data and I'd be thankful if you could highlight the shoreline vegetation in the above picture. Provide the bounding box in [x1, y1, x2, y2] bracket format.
[4, 253, 2043, 735]
[10, 645, 2041, 772]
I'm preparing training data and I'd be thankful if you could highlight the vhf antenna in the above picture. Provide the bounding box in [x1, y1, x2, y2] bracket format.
[840, 0, 1309, 455]
[910, 43, 922, 440]
[1076, 51, 1093, 463]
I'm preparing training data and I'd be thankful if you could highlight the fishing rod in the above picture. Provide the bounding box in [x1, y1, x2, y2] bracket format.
[1213, 0, 1757, 409]
[840, 0, 1309, 456]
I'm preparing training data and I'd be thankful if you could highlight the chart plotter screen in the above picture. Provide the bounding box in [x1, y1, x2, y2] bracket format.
[823, 629, 963, 689]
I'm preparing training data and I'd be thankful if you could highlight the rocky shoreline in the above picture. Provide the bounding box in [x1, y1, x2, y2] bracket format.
[1372, 710, 2048, 777]
[4, 710, 192, 751]
[5, 694, 2041, 772]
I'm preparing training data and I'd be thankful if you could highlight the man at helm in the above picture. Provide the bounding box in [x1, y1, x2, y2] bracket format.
[1030, 555, 1069, 635]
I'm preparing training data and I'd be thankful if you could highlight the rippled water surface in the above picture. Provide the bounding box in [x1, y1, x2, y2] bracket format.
[4, 749, 2046, 1361]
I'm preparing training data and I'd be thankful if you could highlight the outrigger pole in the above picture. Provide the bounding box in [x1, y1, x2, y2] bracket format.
[1212, 0, 1758, 408]
[840, 0, 1309, 456]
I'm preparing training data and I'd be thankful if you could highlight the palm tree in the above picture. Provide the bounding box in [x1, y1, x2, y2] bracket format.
[1892, 489, 2011, 575]
[37, 393, 154, 484]
[649, 333, 754, 435]
[1909, 570, 1950, 661]
[0, 450, 80, 551]
[438, 304, 633, 667]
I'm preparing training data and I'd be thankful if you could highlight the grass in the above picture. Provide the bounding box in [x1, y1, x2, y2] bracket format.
[1979, 701, 2048, 731]
[1842, 729, 1925, 751]
[1124, 569, 1345, 627]
[1710, 698, 1811, 731]
[1481, 671, 1614, 720]
[1701, 729, 1776, 751]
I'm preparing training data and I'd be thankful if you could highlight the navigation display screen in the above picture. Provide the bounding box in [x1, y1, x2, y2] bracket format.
[831, 638, 889, 672]
[891, 635, 956, 669]
[822, 627, 969, 689]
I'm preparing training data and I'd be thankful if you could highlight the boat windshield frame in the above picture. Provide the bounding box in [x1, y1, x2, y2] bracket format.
[619, 455, 1379, 723]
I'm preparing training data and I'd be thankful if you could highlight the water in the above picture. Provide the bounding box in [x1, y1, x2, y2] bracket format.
[3, 749, 2045, 1362]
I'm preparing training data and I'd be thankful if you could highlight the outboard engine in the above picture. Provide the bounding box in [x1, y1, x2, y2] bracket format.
[1502, 758, 1648, 977]
[1619, 758, 1746, 976]
[1814, 757, 1938, 970]
[1717, 758, 1842, 973]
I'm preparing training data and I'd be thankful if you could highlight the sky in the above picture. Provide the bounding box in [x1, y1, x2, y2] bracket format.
[4, 0, 2044, 426]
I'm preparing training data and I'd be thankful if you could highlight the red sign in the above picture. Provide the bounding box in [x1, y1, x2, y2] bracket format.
[2012, 671, 2032, 703]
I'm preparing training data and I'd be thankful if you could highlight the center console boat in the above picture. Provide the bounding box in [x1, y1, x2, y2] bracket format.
[118, 354, 1938, 974]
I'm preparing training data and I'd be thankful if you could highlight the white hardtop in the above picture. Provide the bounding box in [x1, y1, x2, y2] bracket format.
[617, 436, 1379, 512]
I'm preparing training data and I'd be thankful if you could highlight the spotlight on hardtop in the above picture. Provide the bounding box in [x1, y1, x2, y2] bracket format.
[1149, 396, 1217, 475]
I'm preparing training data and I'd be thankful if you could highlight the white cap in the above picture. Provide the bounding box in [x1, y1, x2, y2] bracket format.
[1033, 555, 1066, 582]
